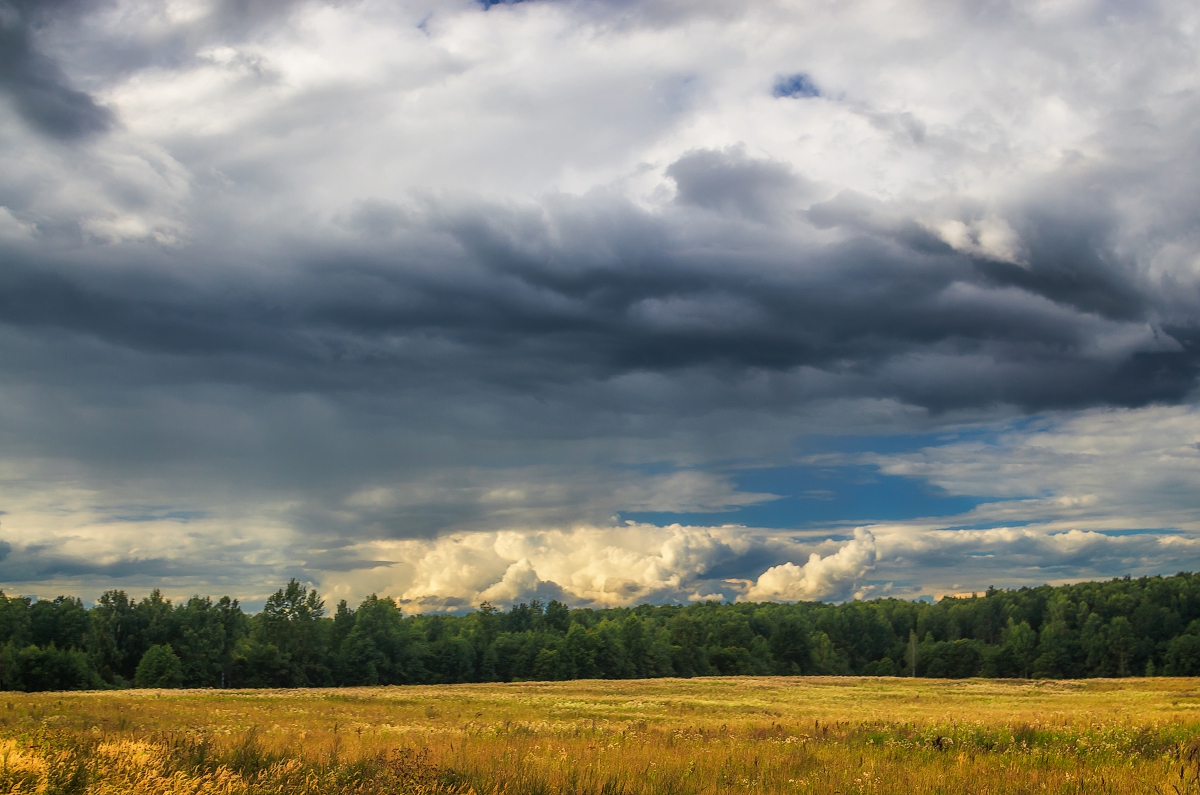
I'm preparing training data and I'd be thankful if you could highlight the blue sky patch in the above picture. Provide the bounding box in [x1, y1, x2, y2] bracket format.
[773, 73, 820, 98]
[622, 462, 986, 528]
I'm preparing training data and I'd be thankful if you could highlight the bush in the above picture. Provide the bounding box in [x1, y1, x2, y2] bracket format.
[862, 656, 898, 676]
[135, 644, 184, 688]
[0, 641, 98, 691]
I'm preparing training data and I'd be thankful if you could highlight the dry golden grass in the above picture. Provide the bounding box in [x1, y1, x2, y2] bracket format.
[3, 677, 1200, 794]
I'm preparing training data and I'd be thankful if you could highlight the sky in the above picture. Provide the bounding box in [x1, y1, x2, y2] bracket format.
[2, 0, 1200, 611]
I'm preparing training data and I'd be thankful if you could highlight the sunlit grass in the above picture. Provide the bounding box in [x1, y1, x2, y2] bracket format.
[4, 677, 1200, 793]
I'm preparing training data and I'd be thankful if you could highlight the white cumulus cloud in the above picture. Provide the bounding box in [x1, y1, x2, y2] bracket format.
[745, 528, 877, 602]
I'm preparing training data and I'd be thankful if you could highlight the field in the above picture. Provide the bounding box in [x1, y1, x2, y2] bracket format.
[2, 677, 1199, 795]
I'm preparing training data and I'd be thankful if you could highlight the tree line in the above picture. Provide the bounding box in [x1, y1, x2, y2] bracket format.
[5, 571, 1200, 691]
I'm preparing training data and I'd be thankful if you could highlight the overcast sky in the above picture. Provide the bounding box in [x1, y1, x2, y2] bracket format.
[2, 0, 1199, 610]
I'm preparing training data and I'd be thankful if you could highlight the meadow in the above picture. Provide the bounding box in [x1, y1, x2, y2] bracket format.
[2, 676, 1198, 795]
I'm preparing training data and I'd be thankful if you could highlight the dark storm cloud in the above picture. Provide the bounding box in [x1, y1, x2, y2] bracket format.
[666, 146, 803, 221]
[0, 538, 249, 584]
[978, 196, 1147, 321]
[696, 545, 783, 581]
[0, 0, 113, 139]
[806, 191, 959, 256]
[0, 158, 1191, 415]
[1, 552, 182, 580]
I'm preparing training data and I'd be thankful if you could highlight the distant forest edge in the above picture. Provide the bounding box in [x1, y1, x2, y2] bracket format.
[5, 572, 1200, 691]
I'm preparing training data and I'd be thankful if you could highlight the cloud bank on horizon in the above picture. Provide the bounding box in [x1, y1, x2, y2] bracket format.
[1, 0, 1200, 609]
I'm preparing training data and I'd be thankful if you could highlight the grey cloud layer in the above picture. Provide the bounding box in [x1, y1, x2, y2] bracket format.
[0, 0, 115, 139]
[0, 0, 1198, 601]
[4, 177, 1195, 409]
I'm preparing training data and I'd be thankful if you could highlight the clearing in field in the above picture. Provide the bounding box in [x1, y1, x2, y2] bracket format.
[2, 676, 1198, 794]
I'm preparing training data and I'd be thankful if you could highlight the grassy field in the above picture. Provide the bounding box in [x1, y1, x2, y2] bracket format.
[3, 677, 1199, 795]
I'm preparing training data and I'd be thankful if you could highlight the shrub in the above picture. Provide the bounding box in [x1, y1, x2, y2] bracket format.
[135, 644, 184, 688]
[0, 642, 97, 691]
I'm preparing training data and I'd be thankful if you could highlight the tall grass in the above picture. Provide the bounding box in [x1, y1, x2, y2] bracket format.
[3, 677, 1200, 794]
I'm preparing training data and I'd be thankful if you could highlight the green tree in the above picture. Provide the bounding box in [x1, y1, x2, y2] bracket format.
[134, 590, 177, 653]
[29, 597, 88, 649]
[86, 590, 136, 684]
[921, 639, 983, 678]
[257, 580, 331, 686]
[0, 593, 32, 649]
[564, 623, 598, 678]
[338, 595, 422, 685]
[174, 596, 241, 687]
[1, 642, 97, 691]
[532, 643, 574, 681]
[1108, 617, 1137, 677]
[435, 635, 476, 683]
[1166, 622, 1200, 675]
[1031, 606, 1082, 679]
[544, 600, 571, 634]
[230, 639, 290, 687]
[1003, 619, 1037, 678]
[768, 614, 812, 675]
[134, 644, 184, 688]
[810, 631, 848, 675]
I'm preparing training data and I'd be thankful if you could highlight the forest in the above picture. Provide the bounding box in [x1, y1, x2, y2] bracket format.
[5, 571, 1200, 691]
